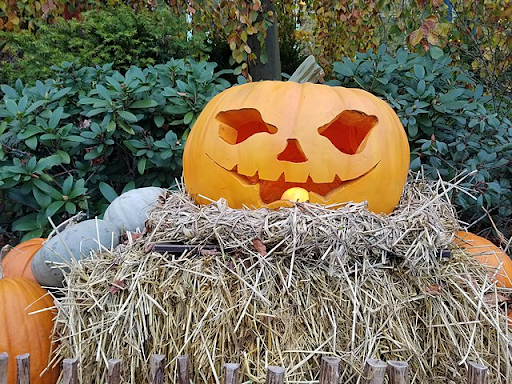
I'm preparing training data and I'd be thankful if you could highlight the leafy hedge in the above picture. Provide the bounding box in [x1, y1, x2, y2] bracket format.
[0, 5, 207, 85]
[329, 45, 512, 238]
[0, 59, 233, 240]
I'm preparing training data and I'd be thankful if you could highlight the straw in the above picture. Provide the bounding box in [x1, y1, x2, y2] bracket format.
[50, 175, 512, 383]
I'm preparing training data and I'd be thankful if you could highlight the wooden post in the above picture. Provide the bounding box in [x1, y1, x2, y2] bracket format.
[361, 358, 387, 384]
[149, 354, 165, 384]
[177, 355, 189, 384]
[319, 356, 340, 383]
[224, 363, 240, 384]
[62, 358, 79, 384]
[16, 354, 30, 384]
[467, 361, 487, 384]
[107, 359, 122, 384]
[0, 353, 8, 384]
[387, 361, 409, 384]
[266, 366, 285, 384]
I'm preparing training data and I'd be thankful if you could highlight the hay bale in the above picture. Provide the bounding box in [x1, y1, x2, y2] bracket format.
[52, 176, 512, 383]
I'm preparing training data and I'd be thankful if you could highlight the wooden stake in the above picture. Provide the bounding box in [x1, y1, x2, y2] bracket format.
[224, 363, 240, 384]
[361, 358, 387, 384]
[0, 353, 8, 384]
[467, 361, 487, 384]
[15, 354, 29, 384]
[319, 356, 340, 383]
[62, 358, 79, 384]
[177, 355, 189, 384]
[266, 366, 285, 384]
[387, 361, 409, 384]
[107, 359, 122, 384]
[149, 354, 165, 384]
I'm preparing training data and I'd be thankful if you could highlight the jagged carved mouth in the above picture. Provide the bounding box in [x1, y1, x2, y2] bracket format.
[224, 163, 379, 204]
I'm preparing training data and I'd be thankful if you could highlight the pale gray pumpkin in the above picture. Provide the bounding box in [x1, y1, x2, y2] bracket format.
[103, 187, 165, 233]
[31, 219, 119, 287]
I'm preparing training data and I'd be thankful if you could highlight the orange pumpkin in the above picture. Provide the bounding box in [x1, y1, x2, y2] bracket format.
[183, 81, 410, 213]
[0, 276, 59, 384]
[1, 238, 44, 282]
[454, 231, 512, 288]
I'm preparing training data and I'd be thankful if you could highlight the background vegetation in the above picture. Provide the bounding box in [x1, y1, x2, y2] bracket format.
[0, 0, 510, 245]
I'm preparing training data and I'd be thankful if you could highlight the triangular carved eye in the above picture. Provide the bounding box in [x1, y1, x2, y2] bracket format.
[217, 108, 277, 145]
[318, 110, 378, 154]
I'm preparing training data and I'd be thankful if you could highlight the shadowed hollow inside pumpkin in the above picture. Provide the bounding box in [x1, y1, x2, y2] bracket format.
[183, 81, 410, 213]
[454, 231, 512, 288]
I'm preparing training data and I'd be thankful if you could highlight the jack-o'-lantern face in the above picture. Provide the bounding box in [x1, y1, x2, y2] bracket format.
[183, 81, 410, 213]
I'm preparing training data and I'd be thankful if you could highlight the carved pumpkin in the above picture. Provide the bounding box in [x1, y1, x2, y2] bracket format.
[183, 81, 410, 213]
[1, 238, 44, 282]
[0, 276, 59, 384]
[454, 231, 512, 288]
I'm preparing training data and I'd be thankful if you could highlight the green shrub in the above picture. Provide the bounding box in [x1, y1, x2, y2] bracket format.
[0, 59, 233, 240]
[329, 45, 512, 238]
[0, 5, 207, 85]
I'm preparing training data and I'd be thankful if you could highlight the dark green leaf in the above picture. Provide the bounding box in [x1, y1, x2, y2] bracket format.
[65, 202, 77, 214]
[154, 115, 165, 128]
[184, 111, 194, 125]
[413, 64, 425, 79]
[5, 99, 18, 115]
[33, 187, 52, 208]
[137, 157, 147, 174]
[129, 99, 158, 108]
[49, 107, 64, 129]
[96, 84, 112, 102]
[39, 155, 63, 169]
[46, 201, 65, 218]
[1, 84, 19, 98]
[429, 46, 444, 60]
[12, 214, 40, 231]
[62, 176, 74, 195]
[117, 110, 138, 122]
[86, 108, 108, 117]
[99, 182, 119, 203]
[25, 136, 38, 150]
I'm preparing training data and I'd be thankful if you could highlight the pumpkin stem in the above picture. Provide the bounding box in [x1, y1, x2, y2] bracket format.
[288, 55, 324, 84]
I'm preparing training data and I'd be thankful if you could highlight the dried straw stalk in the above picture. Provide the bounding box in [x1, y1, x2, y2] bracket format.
[51, 176, 512, 383]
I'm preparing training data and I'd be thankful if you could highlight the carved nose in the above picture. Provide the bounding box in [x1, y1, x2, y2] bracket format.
[277, 139, 308, 163]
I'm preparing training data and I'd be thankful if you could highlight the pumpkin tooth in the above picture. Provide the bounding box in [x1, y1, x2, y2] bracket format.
[246, 171, 260, 184]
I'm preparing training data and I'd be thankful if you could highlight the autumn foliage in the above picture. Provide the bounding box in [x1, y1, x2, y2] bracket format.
[2, 0, 510, 82]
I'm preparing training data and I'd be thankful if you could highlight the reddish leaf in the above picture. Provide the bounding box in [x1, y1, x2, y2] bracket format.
[252, 238, 267, 256]
[422, 15, 438, 32]
[424, 284, 443, 296]
[408, 28, 423, 46]
[426, 31, 440, 46]
[200, 248, 221, 256]
[109, 280, 125, 294]
[483, 293, 510, 306]
[240, 14, 250, 25]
